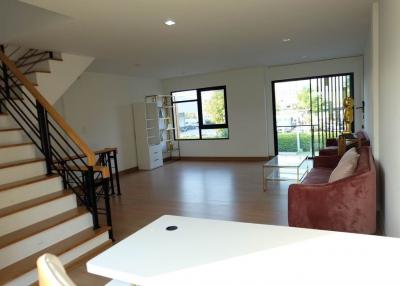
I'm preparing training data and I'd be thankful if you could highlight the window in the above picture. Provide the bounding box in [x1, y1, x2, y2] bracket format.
[172, 86, 229, 140]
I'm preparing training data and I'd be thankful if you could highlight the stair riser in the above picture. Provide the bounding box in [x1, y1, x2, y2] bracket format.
[0, 161, 47, 185]
[5, 233, 110, 286]
[2, 100, 43, 141]
[0, 177, 63, 209]
[0, 213, 93, 269]
[0, 145, 40, 164]
[18, 61, 50, 74]
[16, 53, 62, 68]
[0, 194, 77, 237]
[0, 130, 28, 145]
[4, 46, 27, 62]
[0, 116, 18, 129]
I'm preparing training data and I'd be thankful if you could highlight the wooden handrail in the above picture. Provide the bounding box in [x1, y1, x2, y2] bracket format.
[53, 147, 117, 163]
[0, 51, 96, 166]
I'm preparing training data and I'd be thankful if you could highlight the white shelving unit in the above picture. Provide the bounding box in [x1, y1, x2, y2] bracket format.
[133, 95, 180, 170]
[146, 95, 181, 162]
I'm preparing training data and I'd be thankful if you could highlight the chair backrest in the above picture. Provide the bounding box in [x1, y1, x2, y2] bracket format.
[37, 253, 77, 286]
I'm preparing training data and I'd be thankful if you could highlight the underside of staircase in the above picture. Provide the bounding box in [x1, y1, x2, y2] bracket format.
[0, 47, 112, 285]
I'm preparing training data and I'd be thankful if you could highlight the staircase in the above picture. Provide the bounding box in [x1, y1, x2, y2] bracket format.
[0, 48, 113, 285]
[2, 45, 93, 104]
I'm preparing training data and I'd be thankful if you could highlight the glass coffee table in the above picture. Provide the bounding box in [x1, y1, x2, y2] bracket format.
[263, 155, 309, 191]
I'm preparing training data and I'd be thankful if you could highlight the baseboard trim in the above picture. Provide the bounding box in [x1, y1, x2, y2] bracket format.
[178, 156, 271, 162]
[163, 157, 181, 163]
[118, 167, 139, 176]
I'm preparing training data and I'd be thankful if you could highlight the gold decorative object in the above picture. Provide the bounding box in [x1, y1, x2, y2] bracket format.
[168, 142, 174, 151]
[343, 95, 354, 134]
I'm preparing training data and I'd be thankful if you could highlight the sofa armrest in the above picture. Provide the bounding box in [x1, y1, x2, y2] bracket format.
[326, 138, 338, 146]
[313, 155, 340, 169]
[288, 173, 376, 234]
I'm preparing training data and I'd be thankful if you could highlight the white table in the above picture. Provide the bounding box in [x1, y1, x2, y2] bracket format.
[87, 215, 400, 286]
[263, 155, 309, 190]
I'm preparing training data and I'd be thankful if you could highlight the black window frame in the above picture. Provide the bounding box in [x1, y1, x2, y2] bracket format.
[171, 85, 229, 140]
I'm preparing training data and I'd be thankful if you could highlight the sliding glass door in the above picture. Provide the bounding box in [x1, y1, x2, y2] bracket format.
[272, 73, 353, 157]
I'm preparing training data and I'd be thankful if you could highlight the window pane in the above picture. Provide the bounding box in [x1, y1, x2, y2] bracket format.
[172, 90, 197, 102]
[174, 101, 200, 139]
[201, 128, 228, 139]
[200, 89, 226, 125]
[274, 80, 311, 127]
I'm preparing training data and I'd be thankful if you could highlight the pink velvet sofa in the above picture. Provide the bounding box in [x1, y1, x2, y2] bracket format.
[288, 146, 376, 234]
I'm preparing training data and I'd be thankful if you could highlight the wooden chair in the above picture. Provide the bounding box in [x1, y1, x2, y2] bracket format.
[37, 253, 77, 286]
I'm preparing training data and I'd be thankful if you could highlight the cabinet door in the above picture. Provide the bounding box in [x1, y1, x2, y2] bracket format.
[149, 145, 163, 168]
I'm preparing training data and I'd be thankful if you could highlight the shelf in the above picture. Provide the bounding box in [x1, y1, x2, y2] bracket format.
[146, 127, 155, 130]
[147, 136, 156, 139]
[163, 149, 179, 154]
[146, 118, 155, 121]
[159, 117, 170, 120]
[160, 128, 175, 131]
[151, 94, 172, 98]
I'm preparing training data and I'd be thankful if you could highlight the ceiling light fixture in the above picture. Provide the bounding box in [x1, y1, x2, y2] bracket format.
[282, 38, 291, 42]
[165, 19, 176, 26]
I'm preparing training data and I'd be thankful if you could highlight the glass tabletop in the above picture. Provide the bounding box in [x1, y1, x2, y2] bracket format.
[264, 155, 308, 168]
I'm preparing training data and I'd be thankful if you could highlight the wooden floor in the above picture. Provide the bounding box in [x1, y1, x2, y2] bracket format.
[68, 160, 292, 285]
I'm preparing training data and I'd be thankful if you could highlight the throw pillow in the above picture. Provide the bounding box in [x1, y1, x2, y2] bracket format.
[328, 148, 360, 182]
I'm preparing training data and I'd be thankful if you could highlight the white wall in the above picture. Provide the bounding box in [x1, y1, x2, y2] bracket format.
[163, 67, 268, 157]
[163, 57, 364, 157]
[55, 72, 162, 171]
[265, 57, 364, 155]
[37, 53, 94, 104]
[379, 0, 400, 237]
[364, 2, 380, 159]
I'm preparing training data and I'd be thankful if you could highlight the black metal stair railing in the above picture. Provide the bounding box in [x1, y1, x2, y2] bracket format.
[0, 47, 113, 240]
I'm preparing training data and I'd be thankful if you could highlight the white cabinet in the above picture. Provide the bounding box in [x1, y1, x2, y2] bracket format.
[132, 102, 163, 170]
[149, 144, 163, 169]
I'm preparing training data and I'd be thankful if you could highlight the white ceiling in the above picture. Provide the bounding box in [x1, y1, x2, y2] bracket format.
[3, 0, 373, 79]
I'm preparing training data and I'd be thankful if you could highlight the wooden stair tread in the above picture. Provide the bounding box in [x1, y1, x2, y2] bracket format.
[0, 127, 23, 132]
[0, 94, 25, 101]
[9, 82, 38, 87]
[0, 158, 44, 170]
[0, 226, 110, 285]
[65, 239, 112, 270]
[29, 240, 113, 286]
[0, 142, 33, 149]
[16, 51, 50, 61]
[0, 174, 59, 192]
[0, 207, 88, 249]
[17, 58, 62, 68]
[23, 70, 51, 75]
[0, 190, 71, 218]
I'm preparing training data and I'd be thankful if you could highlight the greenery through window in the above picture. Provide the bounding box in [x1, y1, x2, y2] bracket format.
[273, 74, 353, 157]
[172, 86, 229, 140]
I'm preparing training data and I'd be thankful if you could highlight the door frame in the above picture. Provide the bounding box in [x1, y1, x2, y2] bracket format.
[271, 72, 355, 156]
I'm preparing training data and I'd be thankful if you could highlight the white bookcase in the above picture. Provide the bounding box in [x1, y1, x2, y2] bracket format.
[133, 95, 180, 170]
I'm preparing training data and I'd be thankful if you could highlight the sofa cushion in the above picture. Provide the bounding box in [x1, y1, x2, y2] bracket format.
[328, 148, 360, 182]
[302, 168, 332, 184]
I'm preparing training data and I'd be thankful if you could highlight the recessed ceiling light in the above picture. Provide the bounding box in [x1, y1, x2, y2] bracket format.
[282, 38, 291, 42]
[165, 19, 176, 26]
[301, 55, 307, 59]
